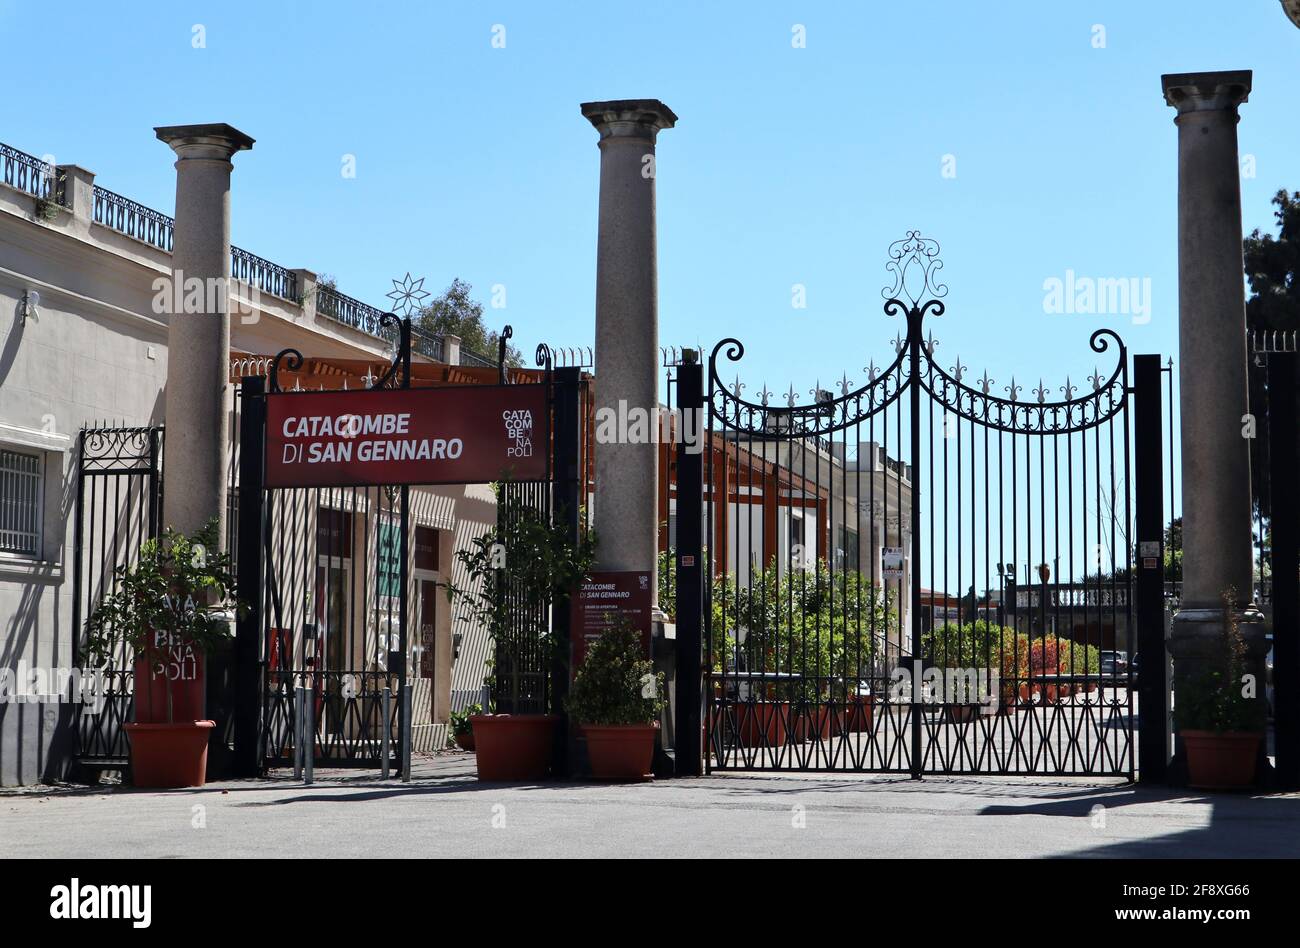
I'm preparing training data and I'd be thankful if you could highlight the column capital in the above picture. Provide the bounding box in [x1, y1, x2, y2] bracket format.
[154, 123, 255, 161]
[1161, 71, 1252, 115]
[580, 99, 677, 143]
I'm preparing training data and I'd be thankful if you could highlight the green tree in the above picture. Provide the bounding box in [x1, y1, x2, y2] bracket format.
[1244, 190, 1300, 333]
[414, 277, 522, 366]
[1243, 190, 1300, 523]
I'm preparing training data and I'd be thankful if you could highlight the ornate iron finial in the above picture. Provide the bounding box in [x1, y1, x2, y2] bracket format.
[731, 375, 745, 398]
[978, 370, 995, 395]
[950, 356, 966, 382]
[758, 384, 772, 407]
[882, 230, 948, 307]
[1033, 379, 1048, 404]
[892, 332, 905, 355]
[1088, 366, 1103, 392]
[1005, 376, 1022, 401]
[924, 330, 939, 357]
[785, 384, 798, 407]
[865, 358, 880, 382]
[838, 372, 853, 396]
[1060, 376, 1077, 400]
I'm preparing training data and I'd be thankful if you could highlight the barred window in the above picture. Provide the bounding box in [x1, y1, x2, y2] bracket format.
[0, 448, 43, 556]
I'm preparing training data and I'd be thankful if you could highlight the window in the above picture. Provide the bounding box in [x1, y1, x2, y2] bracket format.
[840, 526, 859, 571]
[0, 448, 43, 556]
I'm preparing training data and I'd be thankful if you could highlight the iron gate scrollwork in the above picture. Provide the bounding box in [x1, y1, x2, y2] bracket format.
[681, 233, 1155, 777]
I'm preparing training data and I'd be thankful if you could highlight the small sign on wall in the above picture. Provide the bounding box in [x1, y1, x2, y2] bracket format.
[571, 570, 652, 674]
[883, 547, 904, 579]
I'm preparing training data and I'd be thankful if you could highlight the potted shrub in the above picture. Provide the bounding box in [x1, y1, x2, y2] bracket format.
[449, 497, 595, 781]
[1175, 588, 1267, 790]
[86, 521, 240, 788]
[567, 619, 665, 780]
[449, 704, 480, 752]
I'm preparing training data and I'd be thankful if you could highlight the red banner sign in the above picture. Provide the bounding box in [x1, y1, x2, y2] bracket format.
[265, 384, 548, 487]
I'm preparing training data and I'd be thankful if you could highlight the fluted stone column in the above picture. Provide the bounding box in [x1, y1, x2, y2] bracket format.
[581, 99, 676, 599]
[155, 123, 254, 546]
[1161, 73, 1268, 729]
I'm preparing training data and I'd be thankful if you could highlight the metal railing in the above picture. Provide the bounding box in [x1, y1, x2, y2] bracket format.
[315, 285, 446, 362]
[230, 245, 297, 301]
[460, 346, 495, 369]
[315, 284, 387, 336]
[92, 189, 297, 301]
[1, 143, 64, 203]
[1251, 329, 1299, 356]
[92, 185, 174, 251]
[410, 326, 445, 362]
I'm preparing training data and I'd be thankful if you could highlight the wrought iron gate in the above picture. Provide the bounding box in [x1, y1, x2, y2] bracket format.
[71, 424, 163, 768]
[675, 234, 1165, 777]
[233, 319, 578, 777]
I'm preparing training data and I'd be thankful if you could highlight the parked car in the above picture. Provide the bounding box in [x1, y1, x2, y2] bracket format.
[1099, 650, 1129, 679]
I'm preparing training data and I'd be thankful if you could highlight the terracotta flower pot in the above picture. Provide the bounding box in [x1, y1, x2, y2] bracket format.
[126, 721, 215, 788]
[950, 704, 980, 723]
[133, 646, 206, 725]
[1182, 730, 1262, 790]
[454, 731, 475, 752]
[792, 705, 841, 742]
[843, 698, 874, 732]
[583, 723, 658, 780]
[734, 701, 789, 747]
[469, 714, 556, 781]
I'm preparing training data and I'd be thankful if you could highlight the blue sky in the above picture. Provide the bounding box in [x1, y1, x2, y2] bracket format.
[4, 2, 1297, 542]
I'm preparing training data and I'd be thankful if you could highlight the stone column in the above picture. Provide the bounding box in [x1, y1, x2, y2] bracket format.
[155, 124, 254, 546]
[1161, 73, 1268, 725]
[581, 99, 676, 599]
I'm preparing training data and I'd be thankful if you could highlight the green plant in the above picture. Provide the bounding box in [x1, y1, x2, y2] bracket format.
[448, 488, 596, 713]
[567, 619, 664, 726]
[85, 520, 242, 723]
[1175, 587, 1267, 734]
[710, 561, 893, 702]
[33, 194, 60, 222]
[657, 548, 676, 622]
[449, 703, 482, 739]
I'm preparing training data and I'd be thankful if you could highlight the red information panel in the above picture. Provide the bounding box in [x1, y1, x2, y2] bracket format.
[571, 570, 652, 674]
[265, 384, 548, 487]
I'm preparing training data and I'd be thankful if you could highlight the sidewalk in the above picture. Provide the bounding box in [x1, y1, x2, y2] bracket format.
[3, 753, 1297, 858]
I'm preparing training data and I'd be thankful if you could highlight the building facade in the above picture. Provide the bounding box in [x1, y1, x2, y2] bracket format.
[0, 136, 501, 785]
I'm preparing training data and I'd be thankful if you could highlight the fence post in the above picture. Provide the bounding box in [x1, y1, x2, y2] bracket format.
[1269, 352, 1299, 790]
[233, 376, 266, 777]
[551, 367, 583, 778]
[382, 687, 391, 780]
[674, 354, 704, 777]
[1134, 354, 1168, 782]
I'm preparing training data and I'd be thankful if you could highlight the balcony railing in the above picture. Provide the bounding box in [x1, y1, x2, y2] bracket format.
[1, 143, 64, 204]
[460, 346, 495, 369]
[230, 245, 297, 301]
[92, 185, 174, 251]
[316, 284, 446, 362]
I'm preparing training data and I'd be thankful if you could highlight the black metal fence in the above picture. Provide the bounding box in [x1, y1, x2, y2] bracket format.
[1, 142, 64, 203]
[494, 481, 553, 714]
[1249, 333, 1299, 787]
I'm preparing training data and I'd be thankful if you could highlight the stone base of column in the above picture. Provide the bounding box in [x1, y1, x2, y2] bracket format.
[1167, 606, 1273, 786]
